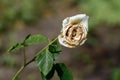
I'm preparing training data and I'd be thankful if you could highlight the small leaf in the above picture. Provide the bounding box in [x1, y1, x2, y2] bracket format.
[7, 43, 24, 53]
[55, 63, 73, 80]
[36, 49, 53, 76]
[41, 65, 55, 80]
[23, 34, 48, 46]
[49, 39, 61, 60]
[7, 34, 48, 53]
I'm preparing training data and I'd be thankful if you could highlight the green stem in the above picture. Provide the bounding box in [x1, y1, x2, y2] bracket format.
[12, 37, 58, 80]
[36, 37, 58, 56]
[23, 47, 26, 66]
[12, 66, 24, 80]
[12, 57, 35, 80]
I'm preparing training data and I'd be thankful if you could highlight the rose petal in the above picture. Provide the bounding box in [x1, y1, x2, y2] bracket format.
[79, 38, 87, 46]
[62, 17, 70, 27]
[69, 14, 86, 24]
[58, 35, 75, 48]
[80, 16, 89, 31]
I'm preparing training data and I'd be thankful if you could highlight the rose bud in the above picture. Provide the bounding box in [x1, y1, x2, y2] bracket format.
[58, 14, 89, 48]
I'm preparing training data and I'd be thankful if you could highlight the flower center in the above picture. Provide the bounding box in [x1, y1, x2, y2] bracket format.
[65, 24, 84, 45]
[72, 29, 77, 37]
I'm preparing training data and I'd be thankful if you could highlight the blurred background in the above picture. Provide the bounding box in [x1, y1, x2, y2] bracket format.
[0, 0, 120, 80]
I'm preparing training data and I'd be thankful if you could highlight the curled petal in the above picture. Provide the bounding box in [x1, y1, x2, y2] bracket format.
[62, 17, 70, 28]
[58, 35, 75, 48]
[69, 14, 86, 24]
[79, 38, 87, 46]
[80, 16, 89, 31]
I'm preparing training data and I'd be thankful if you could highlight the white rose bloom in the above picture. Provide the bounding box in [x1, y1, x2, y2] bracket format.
[58, 14, 89, 48]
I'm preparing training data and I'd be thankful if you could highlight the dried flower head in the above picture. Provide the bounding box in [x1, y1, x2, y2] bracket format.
[58, 14, 89, 48]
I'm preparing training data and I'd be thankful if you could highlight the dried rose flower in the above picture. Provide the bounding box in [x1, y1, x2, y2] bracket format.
[58, 14, 89, 48]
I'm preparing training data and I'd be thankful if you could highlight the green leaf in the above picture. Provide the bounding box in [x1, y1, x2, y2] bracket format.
[23, 34, 48, 46]
[7, 43, 24, 53]
[7, 34, 48, 53]
[55, 63, 73, 80]
[41, 65, 55, 80]
[48, 39, 61, 60]
[36, 49, 53, 76]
